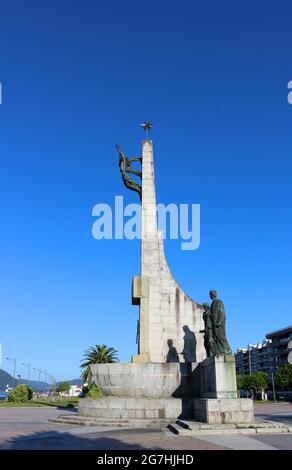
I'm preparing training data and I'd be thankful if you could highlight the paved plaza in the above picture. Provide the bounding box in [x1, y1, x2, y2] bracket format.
[0, 403, 291, 450]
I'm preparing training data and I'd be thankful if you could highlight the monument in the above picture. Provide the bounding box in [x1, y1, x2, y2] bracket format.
[78, 125, 254, 426]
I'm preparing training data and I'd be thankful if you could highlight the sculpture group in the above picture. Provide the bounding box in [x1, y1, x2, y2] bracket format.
[78, 132, 254, 427]
[201, 290, 232, 358]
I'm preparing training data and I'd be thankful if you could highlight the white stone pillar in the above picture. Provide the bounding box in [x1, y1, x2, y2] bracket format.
[141, 140, 159, 274]
[132, 139, 205, 364]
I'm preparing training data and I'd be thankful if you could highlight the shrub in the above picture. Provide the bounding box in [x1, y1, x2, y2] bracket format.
[81, 385, 90, 396]
[8, 384, 33, 402]
[56, 381, 71, 393]
[83, 383, 102, 398]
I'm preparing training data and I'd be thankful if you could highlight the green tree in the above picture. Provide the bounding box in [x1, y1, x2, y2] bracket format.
[236, 374, 245, 390]
[275, 364, 292, 390]
[80, 344, 119, 385]
[56, 381, 71, 393]
[8, 384, 33, 402]
[240, 372, 268, 397]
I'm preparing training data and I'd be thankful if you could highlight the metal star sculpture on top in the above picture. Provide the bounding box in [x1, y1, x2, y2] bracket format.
[140, 120, 153, 139]
[116, 122, 153, 201]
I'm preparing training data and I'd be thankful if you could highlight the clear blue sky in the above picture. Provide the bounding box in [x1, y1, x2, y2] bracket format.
[0, 1, 291, 381]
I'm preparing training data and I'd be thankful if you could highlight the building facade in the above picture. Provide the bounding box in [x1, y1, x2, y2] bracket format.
[235, 326, 292, 376]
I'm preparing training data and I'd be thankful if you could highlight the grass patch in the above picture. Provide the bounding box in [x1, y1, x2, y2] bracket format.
[0, 397, 79, 408]
[253, 400, 280, 404]
[237, 425, 256, 429]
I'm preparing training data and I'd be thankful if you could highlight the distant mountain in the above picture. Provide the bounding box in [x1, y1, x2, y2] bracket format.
[0, 369, 15, 389]
[0, 369, 81, 391]
[0, 368, 48, 391]
[56, 379, 82, 386]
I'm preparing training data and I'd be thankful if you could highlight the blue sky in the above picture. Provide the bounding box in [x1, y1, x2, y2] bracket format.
[0, 1, 291, 381]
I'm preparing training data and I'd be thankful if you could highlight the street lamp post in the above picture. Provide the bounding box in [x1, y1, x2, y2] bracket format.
[247, 344, 252, 374]
[51, 375, 56, 392]
[47, 374, 52, 394]
[44, 373, 55, 394]
[21, 362, 31, 383]
[52, 375, 56, 393]
[43, 371, 48, 394]
[271, 355, 278, 404]
[6, 357, 17, 387]
[271, 370, 276, 403]
[33, 368, 43, 395]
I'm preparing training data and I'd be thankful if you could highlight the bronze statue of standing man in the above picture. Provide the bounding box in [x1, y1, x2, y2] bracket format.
[209, 290, 232, 356]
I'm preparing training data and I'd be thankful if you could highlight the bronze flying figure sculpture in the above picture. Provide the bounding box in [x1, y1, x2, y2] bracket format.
[116, 144, 142, 201]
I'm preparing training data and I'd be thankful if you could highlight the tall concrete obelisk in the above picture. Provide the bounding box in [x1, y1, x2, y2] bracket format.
[132, 140, 206, 364]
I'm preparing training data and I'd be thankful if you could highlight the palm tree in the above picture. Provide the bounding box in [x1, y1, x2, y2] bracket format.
[80, 344, 119, 385]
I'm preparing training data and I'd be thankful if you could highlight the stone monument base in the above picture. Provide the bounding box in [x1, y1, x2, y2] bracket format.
[192, 355, 254, 424]
[193, 398, 254, 424]
[90, 362, 182, 398]
[77, 362, 200, 427]
[199, 355, 237, 399]
[78, 396, 182, 425]
[78, 357, 254, 427]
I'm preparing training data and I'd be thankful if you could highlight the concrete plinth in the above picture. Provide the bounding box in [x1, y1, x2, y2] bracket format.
[200, 355, 237, 399]
[193, 398, 254, 424]
[82, 362, 197, 425]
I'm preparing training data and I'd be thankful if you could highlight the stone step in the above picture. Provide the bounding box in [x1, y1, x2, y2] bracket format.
[168, 422, 255, 436]
[50, 418, 139, 428]
[236, 421, 284, 429]
[177, 419, 287, 430]
[49, 418, 133, 427]
[176, 420, 236, 430]
[49, 416, 171, 428]
[56, 415, 129, 423]
[167, 419, 292, 436]
[167, 423, 189, 436]
[258, 420, 287, 428]
[254, 427, 290, 434]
